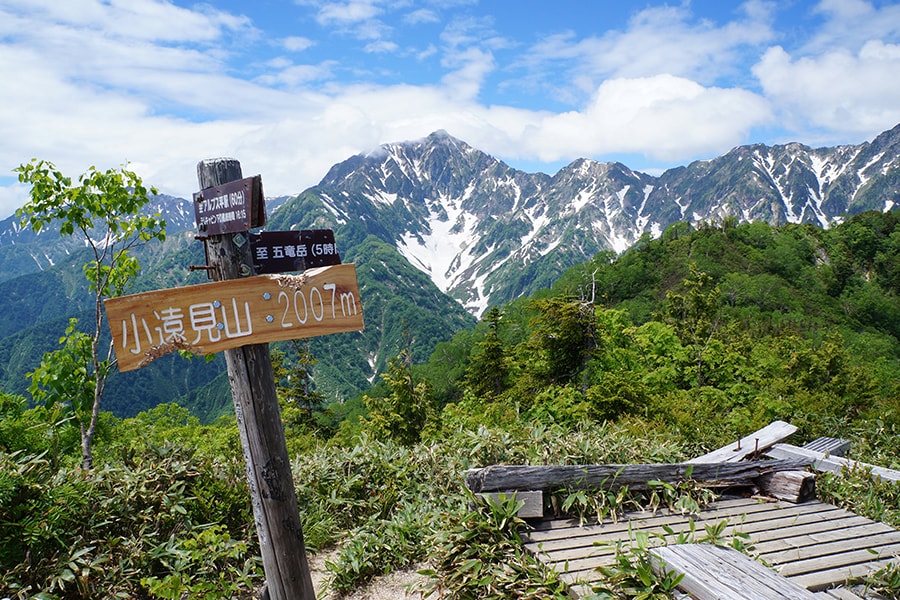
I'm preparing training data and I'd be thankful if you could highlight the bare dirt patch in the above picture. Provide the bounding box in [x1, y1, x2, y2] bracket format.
[309, 551, 434, 600]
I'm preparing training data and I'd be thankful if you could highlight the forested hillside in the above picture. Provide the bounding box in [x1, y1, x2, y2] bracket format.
[4, 124, 900, 421]
[2, 211, 899, 598]
[346, 210, 900, 447]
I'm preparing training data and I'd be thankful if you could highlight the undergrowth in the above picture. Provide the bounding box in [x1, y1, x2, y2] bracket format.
[417, 492, 569, 599]
[4, 416, 900, 598]
[0, 444, 260, 599]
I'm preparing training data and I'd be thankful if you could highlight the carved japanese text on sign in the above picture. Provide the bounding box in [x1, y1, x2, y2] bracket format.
[250, 229, 342, 274]
[193, 175, 266, 235]
[104, 263, 364, 372]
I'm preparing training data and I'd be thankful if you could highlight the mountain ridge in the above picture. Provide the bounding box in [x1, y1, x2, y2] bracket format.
[0, 125, 898, 418]
[289, 124, 899, 314]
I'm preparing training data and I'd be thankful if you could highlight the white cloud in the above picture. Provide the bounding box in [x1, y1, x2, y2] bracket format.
[316, 1, 381, 26]
[753, 42, 900, 135]
[364, 40, 399, 53]
[440, 47, 496, 101]
[282, 36, 316, 52]
[1, 0, 899, 224]
[404, 8, 439, 25]
[804, 0, 900, 52]
[0, 181, 30, 222]
[1, 0, 250, 43]
[520, 1, 775, 97]
[517, 75, 773, 162]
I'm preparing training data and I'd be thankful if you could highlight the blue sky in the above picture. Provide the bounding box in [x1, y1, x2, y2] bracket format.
[1, 0, 899, 218]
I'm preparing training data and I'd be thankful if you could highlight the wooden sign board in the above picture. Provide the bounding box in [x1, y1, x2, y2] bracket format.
[193, 175, 266, 235]
[250, 229, 341, 274]
[105, 263, 363, 372]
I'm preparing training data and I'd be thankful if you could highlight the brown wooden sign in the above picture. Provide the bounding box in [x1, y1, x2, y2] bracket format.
[193, 175, 266, 234]
[104, 263, 363, 372]
[250, 229, 341, 274]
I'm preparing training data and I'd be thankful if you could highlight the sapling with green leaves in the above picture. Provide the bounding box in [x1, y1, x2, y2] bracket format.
[16, 159, 166, 470]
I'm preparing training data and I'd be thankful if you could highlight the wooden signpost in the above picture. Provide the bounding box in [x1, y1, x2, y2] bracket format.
[104, 158, 361, 600]
[104, 263, 362, 371]
[250, 228, 342, 274]
[193, 174, 265, 235]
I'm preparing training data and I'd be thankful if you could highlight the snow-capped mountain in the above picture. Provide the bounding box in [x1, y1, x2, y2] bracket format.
[2, 125, 898, 317]
[1, 125, 898, 415]
[277, 125, 900, 315]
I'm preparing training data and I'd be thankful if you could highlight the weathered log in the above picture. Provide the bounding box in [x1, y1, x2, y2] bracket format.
[688, 420, 798, 463]
[756, 470, 816, 503]
[465, 459, 812, 493]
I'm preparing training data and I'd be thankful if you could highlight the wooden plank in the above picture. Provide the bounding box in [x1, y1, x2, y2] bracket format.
[105, 263, 364, 371]
[525, 492, 900, 596]
[688, 420, 798, 463]
[776, 542, 900, 577]
[528, 501, 851, 572]
[803, 438, 851, 457]
[534, 514, 876, 564]
[753, 522, 900, 556]
[762, 531, 900, 567]
[649, 543, 820, 599]
[766, 444, 900, 483]
[814, 589, 865, 600]
[526, 497, 900, 596]
[749, 518, 891, 554]
[524, 499, 841, 544]
[527, 497, 758, 532]
[465, 459, 811, 493]
[791, 557, 899, 591]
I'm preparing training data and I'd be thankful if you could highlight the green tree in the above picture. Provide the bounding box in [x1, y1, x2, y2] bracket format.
[16, 159, 166, 469]
[273, 342, 326, 427]
[526, 297, 599, 386]
[662, 264, 723, 388]
[464, 306, 510, 400]
[363, 349, 434, 445]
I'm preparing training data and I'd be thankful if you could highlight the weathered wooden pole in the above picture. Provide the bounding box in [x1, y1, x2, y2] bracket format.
[197, 158, 315, 600]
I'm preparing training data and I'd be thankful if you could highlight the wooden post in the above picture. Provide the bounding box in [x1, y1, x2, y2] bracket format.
[197, 158, 315, 600]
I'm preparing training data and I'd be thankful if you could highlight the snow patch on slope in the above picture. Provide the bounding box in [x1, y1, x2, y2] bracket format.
[396, 195, 476, 294]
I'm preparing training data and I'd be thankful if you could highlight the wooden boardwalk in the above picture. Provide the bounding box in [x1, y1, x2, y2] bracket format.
[521, 497, 900, 598]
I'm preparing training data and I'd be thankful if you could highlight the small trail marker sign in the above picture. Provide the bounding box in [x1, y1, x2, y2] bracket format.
[193, 175, 265, 235]
[250, 229, 342, 274]
[105, 263, 363, 372]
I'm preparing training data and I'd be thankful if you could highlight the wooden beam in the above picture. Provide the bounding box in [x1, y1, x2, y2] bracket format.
[650, 543, 820, 600]
[756, 470, 817, 503]
[197, 158, 315, 600]
[480, 490, 544, 519]
[465, 459, 812, 493]
[765, 444, 900, 484]
[688, 420, 798, 463]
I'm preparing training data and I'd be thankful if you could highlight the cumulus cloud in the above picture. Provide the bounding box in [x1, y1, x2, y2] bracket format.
[1, 0, 899, 222]
[804, 0, 900, 52]
[753, 41, 900, 136]
[315, 1, 381, 26]
[518, 75, 773, 162]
